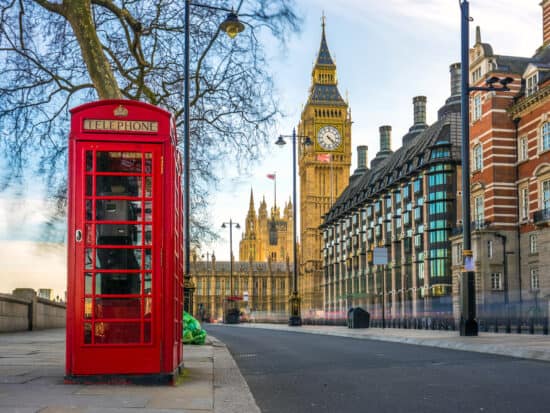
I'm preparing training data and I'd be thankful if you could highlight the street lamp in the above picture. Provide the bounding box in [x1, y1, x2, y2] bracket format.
[275, 128, 313, 326]
[221, 219, 240, 323]
[183, 1, 245, 315]
[459, 0, 513, 336]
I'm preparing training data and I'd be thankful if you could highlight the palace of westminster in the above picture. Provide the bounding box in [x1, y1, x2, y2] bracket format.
[191, 3, 550, 324]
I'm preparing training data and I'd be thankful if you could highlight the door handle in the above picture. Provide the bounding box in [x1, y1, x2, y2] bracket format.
[76, 229, 82, 242]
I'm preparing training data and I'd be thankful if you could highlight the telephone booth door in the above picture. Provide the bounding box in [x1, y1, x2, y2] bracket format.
[71, 142, 163, 375]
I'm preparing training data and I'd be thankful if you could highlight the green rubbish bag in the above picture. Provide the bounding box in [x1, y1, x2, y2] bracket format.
[183, 311, 207, 345]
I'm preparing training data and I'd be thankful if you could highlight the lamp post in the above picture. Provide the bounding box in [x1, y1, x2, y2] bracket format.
[183, 1, 245, 315]
[275, 128, 313, 326]
[459, 0, 513, 336]
[221, 219, 240, 323]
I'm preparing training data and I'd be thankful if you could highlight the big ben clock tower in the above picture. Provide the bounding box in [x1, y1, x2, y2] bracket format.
[298, 17, 351, 312]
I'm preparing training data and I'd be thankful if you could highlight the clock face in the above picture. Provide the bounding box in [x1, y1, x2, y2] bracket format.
[317, 125, 342, 150]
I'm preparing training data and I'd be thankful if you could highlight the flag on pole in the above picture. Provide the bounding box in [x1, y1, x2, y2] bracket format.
[317, 153, 331, 163]
[267, 173, 276, 180]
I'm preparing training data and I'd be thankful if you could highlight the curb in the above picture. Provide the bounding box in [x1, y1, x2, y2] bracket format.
[209, 335, 261, 413]
[230, 323, 550, 363]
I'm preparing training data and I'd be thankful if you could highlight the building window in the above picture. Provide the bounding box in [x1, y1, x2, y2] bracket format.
[491, 273, 502, 290]
[472, 66, 482, 83]
[520, 187, 529, 221]
[529, 233, 537, 254]
[455, 243, 463, 265]
[530, 268, 540, 290]
[526, 72, 538, 97]
[487, 240, 493, 258]
[518, 136, 528, 161]
[543, 180, 550, 210]
[474, 195, 484, 227]
[542, 122, 550, 152]
[473, 94, 482, 121]
[473, 144, 483, 171]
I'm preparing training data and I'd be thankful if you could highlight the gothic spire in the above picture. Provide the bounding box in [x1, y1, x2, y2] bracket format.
[315, 13, 335, 67]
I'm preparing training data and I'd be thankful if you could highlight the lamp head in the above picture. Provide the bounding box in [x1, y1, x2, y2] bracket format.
[485, 76, 500, 86]
[220, 11, 245, 39]
[221, 223, 226, 229]
[275, 136, 287, 146]
[236, 223, 241, 229]
[499, 77, 514, 86]
[303, 136, 313, 146]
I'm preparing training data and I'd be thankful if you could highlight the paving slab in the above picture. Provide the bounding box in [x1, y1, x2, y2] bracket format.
[0, 329, 260, 413]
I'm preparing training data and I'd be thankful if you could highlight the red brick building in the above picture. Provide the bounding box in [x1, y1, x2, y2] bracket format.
[452, 1, 550, 322]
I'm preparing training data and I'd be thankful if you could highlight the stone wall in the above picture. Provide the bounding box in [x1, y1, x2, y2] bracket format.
[0, 289, 66, 332]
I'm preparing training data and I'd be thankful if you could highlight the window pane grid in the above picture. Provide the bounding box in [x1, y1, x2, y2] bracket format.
[82, 150, 154, 346]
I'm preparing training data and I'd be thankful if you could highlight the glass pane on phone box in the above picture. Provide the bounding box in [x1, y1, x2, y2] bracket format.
[145, 153, 152, 174]
[96, 151, 142, 173]
[86, 151, 93, 172]
[96, 176, 141, 197]
[95, 273, 141, 295]
[85, 272, 93, 295]
[86, 175, 93, 196]
[95, 248, 142, 270]
[144, 273, 152, 294]
[144, 225, 152, 245]
[144, 201, 152, 221]
[96, 224, 141, 246]
[94, 322, 141, 344]
[145, 177, 152, 197]
[96, 200, 140, 221]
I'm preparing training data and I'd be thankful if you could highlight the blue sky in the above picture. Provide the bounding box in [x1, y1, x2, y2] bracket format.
[0, 0, 542, 260]
[206, 0, 541, 260]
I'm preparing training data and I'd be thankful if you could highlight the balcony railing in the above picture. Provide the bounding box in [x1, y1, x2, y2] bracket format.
[534, 208, 550, 225]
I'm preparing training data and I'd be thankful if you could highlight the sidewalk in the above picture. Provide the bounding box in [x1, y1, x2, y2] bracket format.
[0, 328, 260, 413]
[1, 325, 549, 412]
[234, 323, 550, 363]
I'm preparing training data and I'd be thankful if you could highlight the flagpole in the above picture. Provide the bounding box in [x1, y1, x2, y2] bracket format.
[274, 172, 277, 209]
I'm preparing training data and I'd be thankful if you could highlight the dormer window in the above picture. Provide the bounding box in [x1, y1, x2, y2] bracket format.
[526, 72, 539, 97]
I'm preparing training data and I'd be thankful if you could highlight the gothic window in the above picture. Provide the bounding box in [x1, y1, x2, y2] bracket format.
[269, 220, 278, 245]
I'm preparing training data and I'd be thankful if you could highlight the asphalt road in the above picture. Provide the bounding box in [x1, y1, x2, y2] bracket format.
[206, 324, 550, 413]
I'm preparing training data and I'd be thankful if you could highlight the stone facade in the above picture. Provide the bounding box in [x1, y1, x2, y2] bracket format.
[298, 20, 352, 312]
[190, 256, 292, 322]
[239, 190, 294, 263]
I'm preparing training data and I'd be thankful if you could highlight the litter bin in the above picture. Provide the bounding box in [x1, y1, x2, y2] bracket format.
[347, 308, 355, 328]
[225, 308, 240, 324]
[349, 307, 370, 329]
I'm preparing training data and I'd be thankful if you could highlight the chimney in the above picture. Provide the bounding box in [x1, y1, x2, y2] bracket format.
[413, 96, 427, 125]
[543, 0, 550, 45]
[357, 145, 368, 170]
[351, 145, 368, 179]
[379, 126, 392, 152]
[449, 62, 461, 97]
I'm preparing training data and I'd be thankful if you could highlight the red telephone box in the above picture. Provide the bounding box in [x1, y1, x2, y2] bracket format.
[66, 100, 184, 383]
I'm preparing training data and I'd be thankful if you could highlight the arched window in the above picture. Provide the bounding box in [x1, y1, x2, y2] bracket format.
[542, 122, 550, 151]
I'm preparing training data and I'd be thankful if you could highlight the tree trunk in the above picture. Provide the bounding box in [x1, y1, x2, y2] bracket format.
[63, 0, 121, 99]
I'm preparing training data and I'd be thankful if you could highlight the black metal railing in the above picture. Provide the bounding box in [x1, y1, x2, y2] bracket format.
[534, 208, 550, 224]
